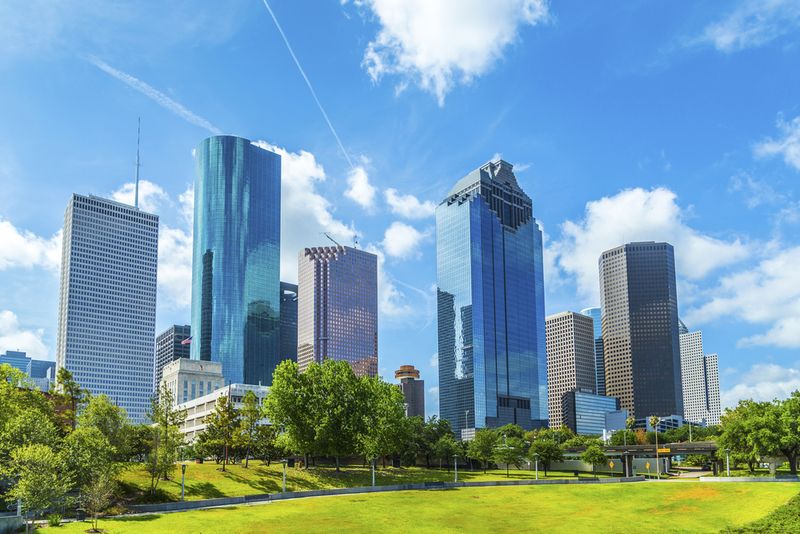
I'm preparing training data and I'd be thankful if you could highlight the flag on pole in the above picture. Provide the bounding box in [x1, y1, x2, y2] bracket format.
[181, 336, 192, 345]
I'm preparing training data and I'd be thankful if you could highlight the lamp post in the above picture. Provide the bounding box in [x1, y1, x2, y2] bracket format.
[372, 458, 376, 487]
[453, 455, 459, 483]
[281, 459, 287, 492]
[533, 453, 539, 480]
[181, 464, 187, 502]
[649, 416, 661, 479]
[725, 448, 731, 477]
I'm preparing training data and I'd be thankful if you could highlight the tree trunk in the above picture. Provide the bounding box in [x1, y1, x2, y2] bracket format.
[483, 461, 487, 473]
[223, 442, 228, 472]
[336, 456, 340, 472]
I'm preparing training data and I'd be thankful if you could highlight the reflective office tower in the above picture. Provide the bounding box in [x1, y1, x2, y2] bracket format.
[679, 330, 722, 425]
[396, 365, 425, 418]
[297, 246, 378, 377]
[545, 312, 596, 428]
[562, 389, 620, 436]
[599, 242, 682, 418]
[436, 160, 547, 438]
[154, 325, 191, 392]
[56, 194, 158, 423]
[280, 282, 298, 362]
[0, 350, 56, 391]
[580, 307, 606, 396]
[191, 136, 282, 386]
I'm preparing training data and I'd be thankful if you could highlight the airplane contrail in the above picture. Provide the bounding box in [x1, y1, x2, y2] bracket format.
[260, 0, 355, 169]
[88, 56, 223, 135]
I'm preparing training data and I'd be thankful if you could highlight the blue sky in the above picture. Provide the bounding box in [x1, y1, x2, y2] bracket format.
[1, 0, 799, 417]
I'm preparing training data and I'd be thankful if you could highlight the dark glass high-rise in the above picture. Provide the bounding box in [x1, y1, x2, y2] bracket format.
[191, 136, 282, 386]
[436, 160, 547, 437]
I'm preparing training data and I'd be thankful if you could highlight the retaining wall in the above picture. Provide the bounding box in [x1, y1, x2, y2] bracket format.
[126, 476, 645, 514]
[0, 516, 23, 534]
[700, 476, 800, 482]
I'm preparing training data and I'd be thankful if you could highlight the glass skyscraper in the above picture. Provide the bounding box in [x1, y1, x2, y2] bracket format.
[56, 194, 159, 423]
[297, 246, 378, 377]
[191, 136, 282, 386]
[154, 324, 191, 392]
[280, 282, 298, 363]
[580, 307, 606, 396]
[599, 242, 683, 418]
[436, 160, 547, 437]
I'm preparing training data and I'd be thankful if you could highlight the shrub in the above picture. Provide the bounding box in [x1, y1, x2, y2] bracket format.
[47, 513, 63, 527]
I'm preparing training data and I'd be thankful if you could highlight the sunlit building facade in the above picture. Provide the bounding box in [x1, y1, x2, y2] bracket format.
[297, 245, 378, 377]
[436, 159, 547, 438]
[56, 194, 158, 422]
[679, 330, 721, 426]
[580, 306, 606, 396]
[191, 136, 282, 386]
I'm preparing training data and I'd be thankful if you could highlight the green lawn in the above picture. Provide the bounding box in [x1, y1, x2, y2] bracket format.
[119, 462, 608, 503]
[47, 482, 798, 533]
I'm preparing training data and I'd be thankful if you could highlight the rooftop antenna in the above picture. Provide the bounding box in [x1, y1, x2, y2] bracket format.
[353, 233, 359, 249]
[134, 117, 141, 210]
[323, 232, 341, 247]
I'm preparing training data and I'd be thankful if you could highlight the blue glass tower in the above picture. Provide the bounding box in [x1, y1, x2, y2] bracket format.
[191, 136, 282, 386]
[580, 307, 606, 396]
[436, 160, 547, 437]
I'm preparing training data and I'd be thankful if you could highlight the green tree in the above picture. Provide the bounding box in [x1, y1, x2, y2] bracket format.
[6, 444, 73, 533]
[357, 376, 406, 467]
[239, 390, 264, 468]
[0, 408, 60, 470]
[775, 392, 800, 474]
[79, 470, 116, 533]
[310, 360, 363, 471]
[55, 367, 87, 431]
[145, 384, 186, 493]
[397, 416, 425, 467]
[62, 426, 116, 489]
[263, 360, 318, 467]
[581, 444, 607, 478]
[529, 439, 564, 477]
[493, 435, 526, 477]
[78, 394, 132, 460]
[467, 429, 498, 472]
[433, 434, 459, 471]
[252, 424, 281, 465]
[422, 416, 452, 468]
[494, 424, 526, 439]
[202, 395, 239, 471]
[609, 430, 637, 446]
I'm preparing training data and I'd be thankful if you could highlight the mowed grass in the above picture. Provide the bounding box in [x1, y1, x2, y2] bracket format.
[47, 482, 797, 533]
[119, 461, 608, 503]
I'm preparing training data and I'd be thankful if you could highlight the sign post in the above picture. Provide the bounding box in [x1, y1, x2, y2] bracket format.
[181, 464, 187, 502]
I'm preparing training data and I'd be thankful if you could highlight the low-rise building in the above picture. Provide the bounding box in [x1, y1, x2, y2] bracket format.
[177, 383, 270, 441]
[561, 389, 620, 436]
[160, 358, 224, 405]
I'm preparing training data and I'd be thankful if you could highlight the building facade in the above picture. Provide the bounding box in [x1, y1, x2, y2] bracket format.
[436, 159, 547, 437]
[0, 351, 55, 391]
[177, 383, 270, 441]
[599, 242, 682, 419]
[280, 282, 298, 363]
[56, 194, 158, 423]
[297, 245, 378, 377]
[160, 358, 224, 406]
[191, 136, 282, 387]
[545, 311, 596, 428]
[679, 331, 722, 426]
[155, 325, 191, 392]
[580, 307, 606, 396]
[395, 365, 425, 418]
[562, 389, 620, 436]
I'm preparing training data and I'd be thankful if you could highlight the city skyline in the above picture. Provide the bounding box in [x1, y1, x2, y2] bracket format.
[2, 1, 800, 417]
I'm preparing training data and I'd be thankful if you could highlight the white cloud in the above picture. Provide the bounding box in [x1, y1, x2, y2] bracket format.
[157, 225, 193, 309]
[89, 57, 223, 135]
[695, 0, 800, 53]
[384, 188, 436, 219]
[728, 173, 787, 208]
[111, 179, 171, 213]
[177, 185, 194, 225]
[252, 141, 358, 284]
[0, 219, 61, 271]
[549, 187, 749, 302]
[755, 114, 800, 171]
[382, 221, 428, 259]
[722, 363, 800, 408]
[351, 0, 549, 105]
[686, 246, 800, 348]
[429, 352, 438, 368]
[0, 310, 49, 359]
[428, 386, 439, 396]
[344, 165, 376, 209]
[365, 244, 413, 317]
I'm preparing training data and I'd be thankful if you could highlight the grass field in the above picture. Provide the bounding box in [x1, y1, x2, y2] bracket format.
[46, 482, 798, 533]
[119, 462, 608, 503]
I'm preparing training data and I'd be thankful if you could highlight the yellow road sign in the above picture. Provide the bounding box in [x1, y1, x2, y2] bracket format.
[645, 462, 651, 470]
[657, 448, 671, 453]
[608, 461, 615, 469]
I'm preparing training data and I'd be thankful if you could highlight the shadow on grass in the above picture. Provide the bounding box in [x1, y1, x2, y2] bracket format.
[114, 515, 160, 523]
[185, 482, 226, 499]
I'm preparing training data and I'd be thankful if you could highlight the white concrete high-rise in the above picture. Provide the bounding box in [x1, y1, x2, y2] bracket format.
[679, 331, 721, 426]
[56, 194, 158, 423]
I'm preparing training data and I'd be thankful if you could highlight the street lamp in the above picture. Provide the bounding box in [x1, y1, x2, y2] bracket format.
[181, 464, 187, 502]
[371, 457, 376, 487]
[725, 448, 731, 477]
[453, 455, 459, 483]
[533, 453, 540, 480]
[280, 459, 288, 492]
